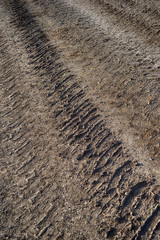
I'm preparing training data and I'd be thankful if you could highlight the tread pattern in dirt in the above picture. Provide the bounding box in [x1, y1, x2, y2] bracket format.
[0, 0, 159, 239]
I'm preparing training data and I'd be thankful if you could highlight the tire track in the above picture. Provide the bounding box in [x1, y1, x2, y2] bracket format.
[90, 0, 160, 46]
[0, 0, 160, 239]
[28, 0, 160, 163]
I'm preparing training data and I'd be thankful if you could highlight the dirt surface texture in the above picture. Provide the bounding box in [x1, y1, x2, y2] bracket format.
[0, 0, 160, 239]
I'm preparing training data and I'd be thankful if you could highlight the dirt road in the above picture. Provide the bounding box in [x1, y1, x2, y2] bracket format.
[0, 0, 160, 239]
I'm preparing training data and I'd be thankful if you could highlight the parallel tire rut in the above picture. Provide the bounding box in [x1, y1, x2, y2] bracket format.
[0, 0, 160, 239]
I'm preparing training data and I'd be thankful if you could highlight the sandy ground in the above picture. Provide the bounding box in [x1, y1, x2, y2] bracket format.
[0, 0, 160, 239]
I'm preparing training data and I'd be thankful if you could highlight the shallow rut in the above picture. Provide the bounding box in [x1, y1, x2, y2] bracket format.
[0, 0, 160, 239]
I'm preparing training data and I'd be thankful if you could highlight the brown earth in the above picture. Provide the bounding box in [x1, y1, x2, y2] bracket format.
[0, 0, 160, 239]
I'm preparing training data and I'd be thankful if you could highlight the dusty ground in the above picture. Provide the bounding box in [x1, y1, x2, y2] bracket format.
[0, 0, 160, 239]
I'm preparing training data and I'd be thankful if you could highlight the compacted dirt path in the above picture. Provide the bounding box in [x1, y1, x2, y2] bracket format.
[0, 0, 160, 239]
